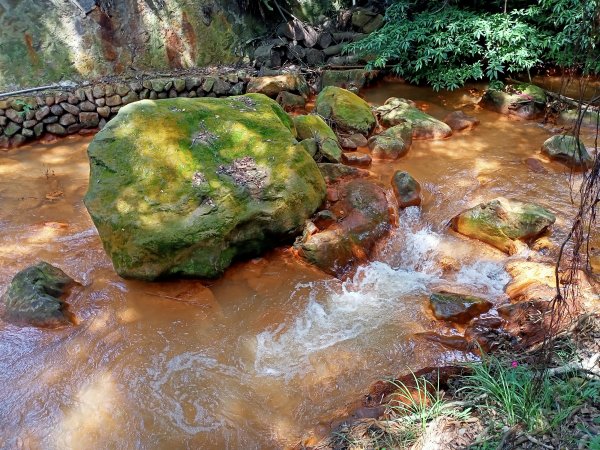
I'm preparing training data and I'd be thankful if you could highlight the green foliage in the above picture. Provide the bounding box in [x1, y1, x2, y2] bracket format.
[387, 373, 470, 429]
[459, 353, 600, 447]
[347, 0, 600, 90]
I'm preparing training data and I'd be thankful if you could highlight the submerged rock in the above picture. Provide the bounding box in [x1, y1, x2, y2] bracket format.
[296, 179, 390, 277]
[480, 84, 546, 120]
[84, 94, 326, 280]
[376, 98, 452, 139]
[541, 135, 592, 170]
[429, 291, 492, 324]
[315, 86, 376, 136]
[451, 198, 556, 254]
[391, 171, 421, 208]
[1, 262, 77, 327]
[443, 110, 480, 131]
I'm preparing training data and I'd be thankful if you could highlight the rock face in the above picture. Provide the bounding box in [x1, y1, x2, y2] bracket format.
[376, 98, 452, 139]
[391, 171, 421, 208]
[84, 94, 326, 280]
[296, 179, 390, 277]
[541, 135, 592, 170]
[429, 291, 492, 324]
[315, 86, 376, 136]
[1, 262, 77, 327]
[480, 84, 546, 120]
[451, 198, 556, 254]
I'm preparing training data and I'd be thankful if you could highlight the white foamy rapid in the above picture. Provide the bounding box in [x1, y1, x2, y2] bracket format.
[254, 207, 509, 378]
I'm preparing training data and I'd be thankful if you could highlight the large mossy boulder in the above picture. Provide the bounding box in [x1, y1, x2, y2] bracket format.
[376, 98, 452, 139]
[84, 94, 327, 280]
[1, 262, 77, 327]
[314, 86, 376, 136]
[296, 179, 390, 277]
[541, 135, 592, 170]
[451, 198, 556, 254]
[480, 84, 546, 120]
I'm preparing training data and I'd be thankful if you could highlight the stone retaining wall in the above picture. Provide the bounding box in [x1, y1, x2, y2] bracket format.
[0, 68, 380, 149]
[0, 71, 250, 149]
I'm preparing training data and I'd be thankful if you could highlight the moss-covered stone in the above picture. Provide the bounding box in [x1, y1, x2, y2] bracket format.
[451, 198, 556, 254]
[541, 135, 592, 170]
[367, 123, 413, 159]
[84, 94, 326, 280]
[293, 114, 342, 163]
[480, 84, 547, 120]
[376, 98, 452, 139]
[293, 115, 338, 142]
[1, 262, 77, 327]
[315, 86, 376, 136]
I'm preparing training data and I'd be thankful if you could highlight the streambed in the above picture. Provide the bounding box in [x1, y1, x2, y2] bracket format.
[0, 80, 594, 449]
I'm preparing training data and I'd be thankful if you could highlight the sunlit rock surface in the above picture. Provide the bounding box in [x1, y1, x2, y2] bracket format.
[451, 198, 556, 254]
[376, 97, 452, 139]
[541, 134, 592, 170]
[84, 94, 326, 279]
[315, 86, 376, 136]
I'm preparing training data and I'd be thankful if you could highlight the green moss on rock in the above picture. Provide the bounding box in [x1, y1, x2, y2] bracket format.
[84, 94, 326, 280]
[315, 86, 376, 136]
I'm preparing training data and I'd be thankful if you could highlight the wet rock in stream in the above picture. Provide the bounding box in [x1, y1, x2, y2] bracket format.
[429, 291, 492, 324]
[1, 261, 78, 327]
[295, 178, 391, 278]
[451, 197, 556, 254]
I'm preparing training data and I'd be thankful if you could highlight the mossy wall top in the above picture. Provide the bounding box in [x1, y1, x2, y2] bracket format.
[0, 0, 264, 90]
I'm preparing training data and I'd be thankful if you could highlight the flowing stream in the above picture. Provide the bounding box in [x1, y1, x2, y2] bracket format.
[0, 80, 595, 449]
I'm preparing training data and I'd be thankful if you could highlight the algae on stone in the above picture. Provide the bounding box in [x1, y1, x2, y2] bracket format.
[314, 86, 376, 136]
[541, 135, 592, 170]
[376, 98, 451, 139]
[451, 198, 556, 254]
[84, 94, 326, 280]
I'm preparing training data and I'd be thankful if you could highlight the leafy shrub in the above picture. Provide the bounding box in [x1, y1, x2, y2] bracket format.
[346, 0, 599, 90]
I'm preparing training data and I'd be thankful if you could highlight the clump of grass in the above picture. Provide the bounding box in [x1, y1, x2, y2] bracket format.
[458, 353, 600, 448]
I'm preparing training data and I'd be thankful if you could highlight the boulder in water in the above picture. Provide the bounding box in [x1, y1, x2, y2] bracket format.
[296, 179, 390, 277]
[443, 110, 479, 131]
[368, 123, 413, 159]
[315, 86, 376, 136]
[84, 94, 326, 280]
[541, 135, 592, 170]
[1, 262, 77, 327]
[376, 98, 452, 139]
[451, 198, 556, 254]
[391, 171, 421, 208]
[480, 84, 546, 120]
[429, 291, 492, 324]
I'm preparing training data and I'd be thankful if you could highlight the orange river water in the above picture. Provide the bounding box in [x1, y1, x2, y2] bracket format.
[0, 80, 597, 449]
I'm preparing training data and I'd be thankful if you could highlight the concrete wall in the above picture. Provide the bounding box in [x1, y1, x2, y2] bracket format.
[0, 0, 264, 90]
